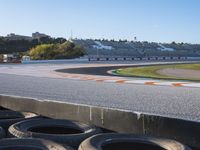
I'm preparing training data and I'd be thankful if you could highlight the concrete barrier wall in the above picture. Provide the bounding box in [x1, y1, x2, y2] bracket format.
[0, 94, 199, 149]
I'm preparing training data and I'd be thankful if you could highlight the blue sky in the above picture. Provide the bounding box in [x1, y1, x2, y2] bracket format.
[0, 0, 200, 43]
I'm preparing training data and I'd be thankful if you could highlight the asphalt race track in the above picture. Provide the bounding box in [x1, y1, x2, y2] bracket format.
[0, 61, 200, 122]
[55, 62, 199, 77]
[56, 65, 122, 76]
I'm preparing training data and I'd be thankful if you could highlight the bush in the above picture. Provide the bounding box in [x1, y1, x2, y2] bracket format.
[29, 41, 84, 60]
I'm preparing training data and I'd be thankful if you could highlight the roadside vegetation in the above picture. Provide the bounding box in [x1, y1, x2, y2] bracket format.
[29, 41, 84, 60]
[0, 36, 85, 60]
[0, 54, 3, 62]
[0, 37, 66, 54]
[115, 63, 200, 81]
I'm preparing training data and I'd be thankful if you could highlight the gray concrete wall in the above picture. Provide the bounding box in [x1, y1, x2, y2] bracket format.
[0, 94, 199, 148]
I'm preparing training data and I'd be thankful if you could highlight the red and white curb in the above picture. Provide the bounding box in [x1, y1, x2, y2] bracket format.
[1, 63, 200, 88]
[53, 72, 200, 88]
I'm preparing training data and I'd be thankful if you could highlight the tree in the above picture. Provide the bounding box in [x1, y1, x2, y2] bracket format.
[171, 41, 176, 45]
[54, 38, 67, 44]
[29, 44, 55, 60]
[0, 37, 67, 54]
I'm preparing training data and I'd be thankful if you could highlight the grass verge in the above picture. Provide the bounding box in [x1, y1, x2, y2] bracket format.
[115, 63, 200, 81]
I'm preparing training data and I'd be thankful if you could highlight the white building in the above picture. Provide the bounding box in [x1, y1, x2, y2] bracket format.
[4, 32, 50, 41]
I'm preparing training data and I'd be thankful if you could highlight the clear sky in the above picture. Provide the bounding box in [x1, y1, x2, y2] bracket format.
[0, 0, 199, 43]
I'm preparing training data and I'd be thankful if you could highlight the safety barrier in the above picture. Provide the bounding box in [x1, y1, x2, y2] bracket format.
[0, 95, 199, 149]
[88, 56, 188, 61]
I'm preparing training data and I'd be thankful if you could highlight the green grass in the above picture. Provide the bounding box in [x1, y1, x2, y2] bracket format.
[115, 63, 200, 81]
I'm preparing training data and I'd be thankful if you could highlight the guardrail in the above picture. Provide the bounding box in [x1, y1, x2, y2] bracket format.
[88, 56, 189, 61]
[21, 58, 88, 64]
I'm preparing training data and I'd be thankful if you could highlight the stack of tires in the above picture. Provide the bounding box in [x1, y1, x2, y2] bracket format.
[0, 110, 38, 132]
[0, 106, 194, 150]
[0, 107, 102, 150]
[8, 118, 101, 149]
[78, 134, 192, 150]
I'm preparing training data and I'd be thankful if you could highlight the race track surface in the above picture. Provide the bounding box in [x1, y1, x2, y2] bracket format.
[0, 61, 200, 122]
[56, 65, 122, 76]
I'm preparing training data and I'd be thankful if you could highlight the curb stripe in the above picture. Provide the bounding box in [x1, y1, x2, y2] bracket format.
[53, 72, 200, 88]
[172, 83, 190, 87]
[115, 80, 127, 84]
[172, 83, 184, 87]
[144, 82, 157, 85]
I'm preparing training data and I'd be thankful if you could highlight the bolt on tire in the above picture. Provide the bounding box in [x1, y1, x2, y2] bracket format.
[78, 133, 191, 150]
[0, 138, 74, 150]
[0, 110, 38, 131]
[9, 118, 101, 148]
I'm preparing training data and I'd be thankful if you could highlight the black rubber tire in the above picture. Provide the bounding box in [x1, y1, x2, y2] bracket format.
[0, 110, 38, 131]
[0, 107, 9, 111]
[0, 138, 74, 150]
[9, 118, 101, 148]
[78, 133, 191, 150]
[0, 126, 6, 139]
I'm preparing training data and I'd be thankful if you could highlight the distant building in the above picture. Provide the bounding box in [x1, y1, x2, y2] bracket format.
[5, 33, 32, 41]
[3, 54, 20, 63]
[4, 32, 50, 41]
[32, 32, 50, 40]
[22, 56, 31, 62]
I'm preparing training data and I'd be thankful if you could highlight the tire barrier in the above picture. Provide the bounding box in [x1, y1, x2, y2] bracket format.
[78, 133, 191, 150]
[8, 118, 102, 148]
[0, 127, 6, 139]
[0, 138, 74, 150]
[0, 111, 38, 132]
[0, 107, 9, 111]
[1, 95, 199, 149]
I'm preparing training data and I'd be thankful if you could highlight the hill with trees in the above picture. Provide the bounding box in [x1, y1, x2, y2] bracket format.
[0, 37, 67, 54]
